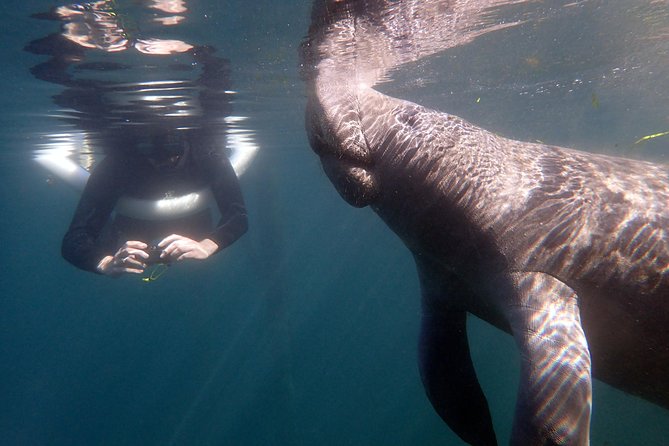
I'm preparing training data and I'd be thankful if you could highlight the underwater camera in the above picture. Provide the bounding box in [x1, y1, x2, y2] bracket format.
[146, 245, 170, 265]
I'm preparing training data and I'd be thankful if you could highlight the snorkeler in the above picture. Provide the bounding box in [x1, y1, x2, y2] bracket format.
[26, 0, 251, 277]
[61, 127, 248, 276]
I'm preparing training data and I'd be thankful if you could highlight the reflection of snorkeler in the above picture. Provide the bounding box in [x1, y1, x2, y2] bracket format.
[62, 127, 248, 276]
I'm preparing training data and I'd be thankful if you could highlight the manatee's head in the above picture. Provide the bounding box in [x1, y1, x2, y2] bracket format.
[305, 87, 379, 208]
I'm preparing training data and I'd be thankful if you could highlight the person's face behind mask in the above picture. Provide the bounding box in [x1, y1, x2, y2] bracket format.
[137, 130, 189, 171]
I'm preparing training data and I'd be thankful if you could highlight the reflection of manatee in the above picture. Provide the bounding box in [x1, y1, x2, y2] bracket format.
[308, 83, 669, 445]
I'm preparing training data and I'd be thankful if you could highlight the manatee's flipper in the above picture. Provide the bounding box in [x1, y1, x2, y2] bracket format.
[419, 310, 497, 446]
[507, 272, 592, 446]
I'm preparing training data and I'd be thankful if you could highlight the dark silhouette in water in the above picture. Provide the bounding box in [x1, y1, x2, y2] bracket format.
[302, 1, 669, 444]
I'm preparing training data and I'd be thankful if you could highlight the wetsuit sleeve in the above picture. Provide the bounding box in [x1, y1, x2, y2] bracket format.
[61, 157, 122, 273]
[207, 156, 248, 250]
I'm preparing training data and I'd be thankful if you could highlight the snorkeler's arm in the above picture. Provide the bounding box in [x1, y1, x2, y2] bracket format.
[61, 156, 126, 273]
[207, 154, 249, 251]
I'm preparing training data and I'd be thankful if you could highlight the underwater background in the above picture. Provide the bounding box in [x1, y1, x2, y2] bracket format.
[1, 0, 668, 445]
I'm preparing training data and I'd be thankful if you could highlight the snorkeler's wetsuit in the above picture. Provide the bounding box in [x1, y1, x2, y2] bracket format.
[61, 148, 248, 273]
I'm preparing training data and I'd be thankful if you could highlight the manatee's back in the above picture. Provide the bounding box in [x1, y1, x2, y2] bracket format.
[356, 87, 669, 410]
[502, 144, 669, 410]
[419, 119, 669, 409]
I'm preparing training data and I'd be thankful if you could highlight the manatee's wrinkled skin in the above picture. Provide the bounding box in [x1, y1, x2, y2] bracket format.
[301, 1, 669, 445]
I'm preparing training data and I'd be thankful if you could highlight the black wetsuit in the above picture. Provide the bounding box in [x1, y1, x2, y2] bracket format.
[62, 147, 248, 273]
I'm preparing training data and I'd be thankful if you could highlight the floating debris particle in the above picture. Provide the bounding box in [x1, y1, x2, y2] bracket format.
[634, 131, 669, 145]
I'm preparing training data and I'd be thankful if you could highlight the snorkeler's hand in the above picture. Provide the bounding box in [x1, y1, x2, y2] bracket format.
[96, 241, 150, 276]
[158, 234, 219, 262]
